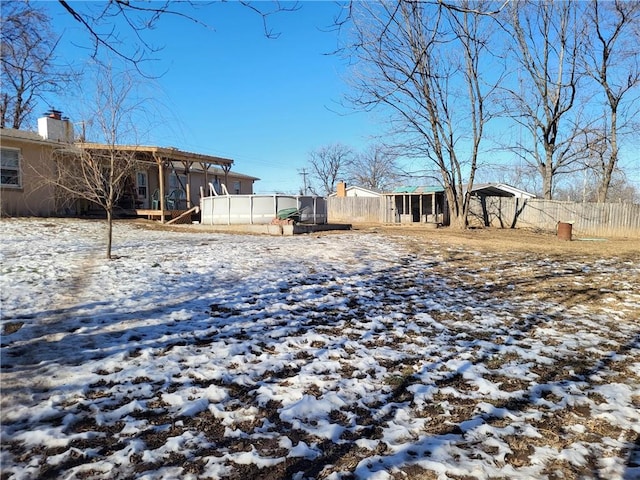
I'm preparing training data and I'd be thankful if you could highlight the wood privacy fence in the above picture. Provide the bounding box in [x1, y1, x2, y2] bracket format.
[328, 196, 640, 237]
[469, 197, 640, 237]
[328, 197, 387, 224]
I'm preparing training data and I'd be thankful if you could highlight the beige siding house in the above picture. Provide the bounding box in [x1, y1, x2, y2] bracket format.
[1, 112, 258, 219]
[1, 129, 59, 216]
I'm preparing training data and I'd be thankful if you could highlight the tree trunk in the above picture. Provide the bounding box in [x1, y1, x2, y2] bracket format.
[0, 93, 8, 128]
[541, 155, 554, 200]
[598, 106, 618, 203]
[106, 209, 113, 260]
[445, 186, 467, 230]
[449, 213, 467, 229]
[12, 92, 23, 129]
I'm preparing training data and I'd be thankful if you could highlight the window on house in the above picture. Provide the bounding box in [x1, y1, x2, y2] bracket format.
[136, 172, 148, 198]
[1, 148, 21, 188]
[211, 178, 221, 195]
[169, 173, 187, 192]
[233, 180, 241, 194]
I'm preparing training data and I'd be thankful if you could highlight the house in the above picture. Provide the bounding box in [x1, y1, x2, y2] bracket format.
[1, 127, 60, 216]
[0, 111, 258, 220]
[71, 143, 258, 219]
[470, 183, 536, 199]
[330, 182, 382, 198]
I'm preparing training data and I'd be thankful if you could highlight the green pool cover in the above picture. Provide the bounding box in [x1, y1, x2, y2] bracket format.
[276, 207, 300, 220]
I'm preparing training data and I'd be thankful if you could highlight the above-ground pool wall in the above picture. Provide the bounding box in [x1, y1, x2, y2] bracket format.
[298, 196, 327, 224]
[200, 195, 327, 225]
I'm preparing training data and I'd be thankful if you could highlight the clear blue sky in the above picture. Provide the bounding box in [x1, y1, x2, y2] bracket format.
[37, 1, 640, 196]
[42, 1, 383, 194]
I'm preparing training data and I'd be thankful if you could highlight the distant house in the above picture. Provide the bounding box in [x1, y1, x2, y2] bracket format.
[330, 182, 382, 198]
[470, 183, 536, 199]
[0, 111, 258, 220]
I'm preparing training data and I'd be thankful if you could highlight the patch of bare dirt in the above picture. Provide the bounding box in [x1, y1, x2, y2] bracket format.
[135, 218, 639, 258]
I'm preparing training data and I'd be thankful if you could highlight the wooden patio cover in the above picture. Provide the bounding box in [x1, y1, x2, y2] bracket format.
[78, 143, 234, 218]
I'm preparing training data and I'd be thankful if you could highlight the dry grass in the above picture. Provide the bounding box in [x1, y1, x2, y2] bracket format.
[353, 223, 640, 259]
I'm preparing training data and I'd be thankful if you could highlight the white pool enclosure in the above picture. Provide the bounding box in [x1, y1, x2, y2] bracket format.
[199, 186, 327, 225]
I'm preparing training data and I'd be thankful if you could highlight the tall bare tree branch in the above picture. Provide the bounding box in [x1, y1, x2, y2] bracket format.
[307, 143, 353, 195]
[582, 0, 640, 202]
[346, 144, 399, 191]
[50, 63, 147, 259]
[344, 0, 502, 228]
[502, 0, 585, 199]
[0, 1, 76, 128]
[56, 1, 300, 75]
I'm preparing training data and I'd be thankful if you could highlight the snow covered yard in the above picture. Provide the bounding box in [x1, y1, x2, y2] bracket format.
[1, 218, 639, 480]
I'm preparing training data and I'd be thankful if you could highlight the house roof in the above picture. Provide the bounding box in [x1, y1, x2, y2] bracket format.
[390, 185, 445, 194]
[2, 127, 261, 182]
[387, 183, 536, 198]
[471, 183, 536, 198]
[185, 162, 260, 181]
[1, 130, 235, 168]
[329, 185, 382, 197]
[349, 185, 382, 194]
[77, 143, 234, 167]
[1, 128, 63, 145]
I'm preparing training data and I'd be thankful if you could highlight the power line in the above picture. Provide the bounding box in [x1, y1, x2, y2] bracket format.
[298, 168, 309, 195]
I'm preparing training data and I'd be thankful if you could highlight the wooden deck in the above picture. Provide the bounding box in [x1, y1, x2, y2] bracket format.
[134, 206, 199, 224]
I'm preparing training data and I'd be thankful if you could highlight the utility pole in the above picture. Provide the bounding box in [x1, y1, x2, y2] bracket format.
[298, 168, 308, 195]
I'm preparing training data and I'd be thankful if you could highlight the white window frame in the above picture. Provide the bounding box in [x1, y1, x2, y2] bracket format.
[1, 147, 22, 188]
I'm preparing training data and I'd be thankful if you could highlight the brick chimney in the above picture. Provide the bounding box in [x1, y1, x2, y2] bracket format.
[337, 181, 347, 197]
[37, 108, 74, 143]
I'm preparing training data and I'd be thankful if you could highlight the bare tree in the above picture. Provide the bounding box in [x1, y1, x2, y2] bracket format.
[606, 173, 640, 204]
[307, 143, 352, 195]
[51, 64, 145, 259]
[582, 0, 640, 202]
[346, 144, 398, 191]
[56, 1, 300, 74]
[0, 1, 74, 129]
[503, 0, 586, 200]
[344, 1, 500, 228]
[554, 164, 639, 204]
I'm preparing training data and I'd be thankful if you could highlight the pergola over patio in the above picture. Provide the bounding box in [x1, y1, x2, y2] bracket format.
[78, 143, 234, 223]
